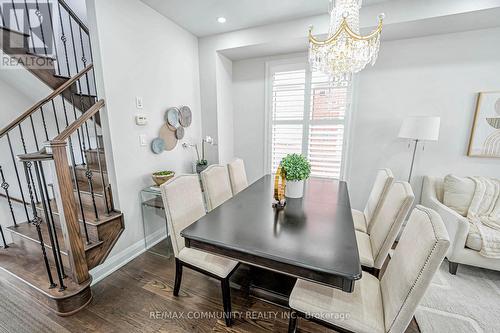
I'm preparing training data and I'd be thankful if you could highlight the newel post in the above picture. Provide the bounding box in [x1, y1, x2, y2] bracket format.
[49, 140, 90, 284]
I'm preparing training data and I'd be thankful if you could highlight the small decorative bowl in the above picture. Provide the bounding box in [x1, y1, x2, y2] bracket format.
[152, 171, 175, 186]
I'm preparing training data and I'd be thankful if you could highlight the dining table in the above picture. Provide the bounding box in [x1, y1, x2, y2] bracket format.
[181, 174, 361, 303]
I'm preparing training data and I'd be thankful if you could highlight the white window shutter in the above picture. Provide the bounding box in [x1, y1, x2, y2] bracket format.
[270, 65, 350, 179]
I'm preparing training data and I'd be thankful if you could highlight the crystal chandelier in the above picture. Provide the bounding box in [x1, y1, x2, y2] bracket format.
[308, 0, 384, 85]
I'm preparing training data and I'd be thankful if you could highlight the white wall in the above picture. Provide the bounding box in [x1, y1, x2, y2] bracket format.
[86, 0, 202, 270]
[215, 53, 234, 164]
[349, 27, 500, 208]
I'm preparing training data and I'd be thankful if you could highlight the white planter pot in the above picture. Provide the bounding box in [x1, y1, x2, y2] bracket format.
[286, 180, 304, 198]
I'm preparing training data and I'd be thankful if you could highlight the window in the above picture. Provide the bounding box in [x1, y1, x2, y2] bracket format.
[268, 61, 351, 179]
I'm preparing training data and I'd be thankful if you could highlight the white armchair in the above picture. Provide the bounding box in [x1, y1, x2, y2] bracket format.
[421, 176, 500, 274]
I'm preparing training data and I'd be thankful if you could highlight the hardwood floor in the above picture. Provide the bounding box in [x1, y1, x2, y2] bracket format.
[0, 240, 420, 333]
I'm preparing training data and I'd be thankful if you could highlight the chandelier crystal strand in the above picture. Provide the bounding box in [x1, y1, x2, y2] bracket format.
[309, 0, 384, 86]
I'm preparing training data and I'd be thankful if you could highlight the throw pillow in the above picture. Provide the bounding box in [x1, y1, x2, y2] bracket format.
[443, 174, 476, 216]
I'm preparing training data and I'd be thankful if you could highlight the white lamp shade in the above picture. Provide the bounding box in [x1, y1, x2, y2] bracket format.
[398, 116, 441, 141]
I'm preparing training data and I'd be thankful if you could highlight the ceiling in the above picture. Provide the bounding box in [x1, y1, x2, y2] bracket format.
[141, 0, 390, 37]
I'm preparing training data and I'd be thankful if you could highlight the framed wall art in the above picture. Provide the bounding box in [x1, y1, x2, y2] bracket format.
[468, 91, 500, 158]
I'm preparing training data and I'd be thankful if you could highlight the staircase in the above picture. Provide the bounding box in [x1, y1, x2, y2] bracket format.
[0, 1, 124, 316]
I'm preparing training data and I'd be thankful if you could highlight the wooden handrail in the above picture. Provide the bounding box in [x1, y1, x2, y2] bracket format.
[52, 99, 105, 143]
[0, 64, 93, 139]
[58, 0, 90, 35]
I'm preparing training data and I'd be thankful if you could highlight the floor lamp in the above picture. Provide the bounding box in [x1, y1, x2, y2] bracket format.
[398, 116, 441, 182]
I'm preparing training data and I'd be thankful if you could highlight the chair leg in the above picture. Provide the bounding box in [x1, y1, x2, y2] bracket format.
[173, 258, 183, 296]
[449, 261, 458, 275]
[288, 310, 298, 333]
[221, 278, 232, 327]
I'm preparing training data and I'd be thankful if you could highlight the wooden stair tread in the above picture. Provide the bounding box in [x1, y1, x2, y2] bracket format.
[85, 148, 105, 154]
[0, 26, 30, 37]
[7, 222, 102, 254]
[25, 51, 56, 61]
[0, 244, 91, 299]
[74, 178, 105, 194]
[74, 164, 107, 174]
[38, 198, 122, 227]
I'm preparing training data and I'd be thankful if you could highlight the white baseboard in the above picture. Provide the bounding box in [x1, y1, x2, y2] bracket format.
[90, 228, 168, 285]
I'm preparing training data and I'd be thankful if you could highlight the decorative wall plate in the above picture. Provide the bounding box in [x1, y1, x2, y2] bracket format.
[165, 107, 180, 128]
[151, 138, 165, 154]
[159, 124, 177, 151]
[179, 106, 192, 127]
[175, 126, 185, 139]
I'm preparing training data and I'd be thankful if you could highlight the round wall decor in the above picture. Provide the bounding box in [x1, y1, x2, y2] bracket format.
[159, 124, 178, 151]
[175, 126, 185, 139]
[179, 106, 192, 127]
[165, 107, 180, 128]
[151, 138, 165, 154]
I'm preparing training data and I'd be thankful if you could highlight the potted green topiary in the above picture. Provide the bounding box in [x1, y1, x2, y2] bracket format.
[281, 154, 311, 198]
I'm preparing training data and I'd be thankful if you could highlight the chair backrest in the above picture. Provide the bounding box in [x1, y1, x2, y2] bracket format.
[381, 205, 450, 333]
[200, 164, 233, 211]
[160, 175, 206, 257]
[228, 158, 248, 195]
[364, 168, 395, 233]
[370, 181, 414, 269]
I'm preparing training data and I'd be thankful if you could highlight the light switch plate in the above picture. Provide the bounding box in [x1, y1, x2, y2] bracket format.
[135, 114, 148, 126]
[136, 96, 144, 109]
[139, 134, 147, 146]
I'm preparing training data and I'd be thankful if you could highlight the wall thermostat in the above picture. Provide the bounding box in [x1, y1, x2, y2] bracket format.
[135, 114, 148, 126]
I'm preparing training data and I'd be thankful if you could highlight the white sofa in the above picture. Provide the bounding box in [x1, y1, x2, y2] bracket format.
[421, 176, 500, 274]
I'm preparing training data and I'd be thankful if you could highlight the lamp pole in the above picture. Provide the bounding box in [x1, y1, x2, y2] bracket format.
[407, 139, 419, 183]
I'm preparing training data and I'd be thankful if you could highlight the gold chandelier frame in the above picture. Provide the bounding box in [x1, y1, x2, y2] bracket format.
[308, 15, 384, 45]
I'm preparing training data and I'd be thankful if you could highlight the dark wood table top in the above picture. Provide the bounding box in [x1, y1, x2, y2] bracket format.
[181, 175, 361, 292]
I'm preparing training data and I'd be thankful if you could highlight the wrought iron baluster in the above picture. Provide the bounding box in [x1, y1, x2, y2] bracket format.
[0, 6, 5, 27]
[6, 133, 30, 222]
[22, 161, 56, 288]
[51, 99, 60, 134]
[92, 113, 110, 214]
[34, 0, 47, 56]
[85, 168, 99, 221]
[46, 0, 61, 75]
[68, 12, 79, 75]
[19, 124, 39, 203]
[33, 215, 57, 288]
[23, 161, 37, 219]
[0, 166, 16, 228]
[10, 0, 20, 31]
[79, 26, 91, 97]
[0, 224, 7, 248]
[40, 106, 49, 141]
[62, 98, 90, 244]
[83, 118, 92, 153]
[23, 0, 36, 53]
[37, 161, 67, 284]
[70, 93, 85, 164]
[29, 115, 40, 151]
[57, 1, 71, 77]
[33, 215, 56, 289]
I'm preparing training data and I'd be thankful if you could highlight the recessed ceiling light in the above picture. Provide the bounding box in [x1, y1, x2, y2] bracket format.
[217, 17, 227, 24]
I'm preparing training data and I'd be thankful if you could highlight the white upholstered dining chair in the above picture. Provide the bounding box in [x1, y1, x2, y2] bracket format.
[352, 169, 394, 234]
[227, 158, 248, 195]
[356, 181, 414, 276]
[288, 205, 450, 333]
[160, 174, 239, 327]
[200, 164, 233, 211]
